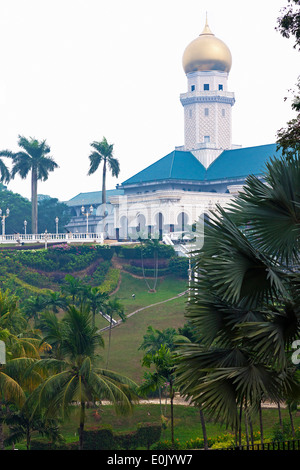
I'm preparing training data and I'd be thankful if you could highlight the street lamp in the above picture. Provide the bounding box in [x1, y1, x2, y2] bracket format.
[81, 205, 93, 235]
[24, 220, 27, 236]
[44, 229, 49, 250]
[55, 217, 59, 236]
[0, 208, 10, 239]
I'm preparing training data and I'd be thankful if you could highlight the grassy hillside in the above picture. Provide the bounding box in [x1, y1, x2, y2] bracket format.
[0, 243, 189, 384]
[102, 272, 188, 383]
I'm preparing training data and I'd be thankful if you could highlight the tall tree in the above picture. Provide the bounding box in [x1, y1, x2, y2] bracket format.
[0, 158, 10, 184]
[175, 152, 300, 433]
[29, 305, 138, 450]
[87, 137, 120, 206]
[81, 285, 109, 327]
[0, 136, 58, 234]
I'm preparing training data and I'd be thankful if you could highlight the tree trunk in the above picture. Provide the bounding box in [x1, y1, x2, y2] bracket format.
[31, 168, 38, 234]
[288, 404, 295, 438]
[238, 405, 243, 447]
[278, 402, 283, 426]
[102, 160, 107, 205]
[170, 379, 174, 447]
[259, 402, 264, 446]
[106, 313, 113, 369]
[79, 401, 85, 450]
[26, 425, 31, 450]
[199, 407, 208, 450]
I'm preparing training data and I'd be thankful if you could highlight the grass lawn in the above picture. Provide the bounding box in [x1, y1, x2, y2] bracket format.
[99, 273, 188, 383]
[27, 403, 300, 450]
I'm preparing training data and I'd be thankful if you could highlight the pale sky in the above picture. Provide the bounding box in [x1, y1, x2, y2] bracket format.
[0, 0, 298, 202]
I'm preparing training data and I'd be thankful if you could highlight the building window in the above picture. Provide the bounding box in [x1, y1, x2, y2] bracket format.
[191, 85, 195, 91]
[204, 136, 210, 143]
[222, 109, 226, 117]
[219, 84, 223, 90]
[204, 84, 210, 91]
[204, 108, 209, 116]
[189, 109, 193, 118]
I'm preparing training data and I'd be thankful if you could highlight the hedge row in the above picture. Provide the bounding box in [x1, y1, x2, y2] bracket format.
[115, 244, 175, 259]
[30, 423, 162, 450]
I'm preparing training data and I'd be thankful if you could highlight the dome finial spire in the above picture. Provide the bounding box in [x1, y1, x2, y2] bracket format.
[201, 12, 214, 36]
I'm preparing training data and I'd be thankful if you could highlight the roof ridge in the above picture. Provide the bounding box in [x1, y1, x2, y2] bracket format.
[169, 150, 176, 178]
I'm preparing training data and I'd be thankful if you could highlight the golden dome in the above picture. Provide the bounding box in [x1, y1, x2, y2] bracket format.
[182, 19, 232, 74]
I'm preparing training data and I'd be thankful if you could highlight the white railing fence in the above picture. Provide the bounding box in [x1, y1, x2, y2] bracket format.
[0, 232, 105, 245]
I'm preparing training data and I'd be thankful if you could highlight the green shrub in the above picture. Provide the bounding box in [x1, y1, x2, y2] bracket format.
[99, 268, 120, 293]
[168, 257, 189, 277]
[117, 244, 174, 260]
[136, 423, 162, 450]
[83, 426, 115, 450]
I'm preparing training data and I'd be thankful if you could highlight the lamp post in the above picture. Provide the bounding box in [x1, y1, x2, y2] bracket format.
[44, 229, 49, 250]
[55, 217, 59, 236]
[81, 205, 93, 236]
[0, 208, 10, 240]
[24, 220, 27, 236]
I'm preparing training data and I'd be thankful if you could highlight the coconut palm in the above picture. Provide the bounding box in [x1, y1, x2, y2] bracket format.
[81, 285, 109, 327]
[0, 136, 58, 234]
[87, 137, 120, 206]
[139, 344, 177, 446]
[0, 157, 10, 183]
[60, 274, 84, 304]
[29, 305, 138, 450]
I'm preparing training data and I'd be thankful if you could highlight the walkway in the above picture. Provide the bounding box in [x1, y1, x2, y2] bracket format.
[99, 290, 188, 332]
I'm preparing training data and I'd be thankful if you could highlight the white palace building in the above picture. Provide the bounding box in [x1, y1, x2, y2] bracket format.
[65, 18, 282, 243]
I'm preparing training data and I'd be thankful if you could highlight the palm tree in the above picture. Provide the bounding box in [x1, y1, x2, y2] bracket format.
[175, 151, 300, 438]
[61, 274, 84, 304]
[44, 291, 68, 314]
[4, 408, 62, 450]
[0, 324, 51, 449]
[87, 137, 120, 206]
[0, 157, 10, 183]
[30, 305, 138, 450]
[81, 285, 109, 327]
[139, 345, 177, 447]
[0, 135, 58, 234]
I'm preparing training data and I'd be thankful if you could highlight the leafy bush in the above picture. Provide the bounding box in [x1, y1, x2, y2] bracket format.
[83, 426, 115, 450]
[82, 423, 161, 450]
[99, 268, 120, 294]
[117, 244, 174, 260]
[168, 257, 189, 278]
[136, 423, 162, 450]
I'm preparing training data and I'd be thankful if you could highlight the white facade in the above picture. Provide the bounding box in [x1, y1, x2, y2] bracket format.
[180, 70, 235, 167]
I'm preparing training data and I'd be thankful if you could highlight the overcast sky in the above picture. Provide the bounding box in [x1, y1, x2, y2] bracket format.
[0, 0, 298, 202]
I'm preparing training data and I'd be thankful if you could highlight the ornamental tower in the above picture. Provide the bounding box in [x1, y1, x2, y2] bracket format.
[180, 17, 235, 167]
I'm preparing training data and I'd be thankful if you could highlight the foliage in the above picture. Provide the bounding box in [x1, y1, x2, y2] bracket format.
[277, 0, 300, 50]
[116, 243, 175, 259]
[37, 197, 71, 234]
[99, 268, 120, 294]
[175, 151, 300, 432]
[87, 137, 120, 205]
[28, 305, 138, 449]
[81, 423, 161, 450]
[0, 189, 31, 235]
[0, 135, 58, 234]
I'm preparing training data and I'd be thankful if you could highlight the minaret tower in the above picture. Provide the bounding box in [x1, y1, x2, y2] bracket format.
[180, 17, 235, 167]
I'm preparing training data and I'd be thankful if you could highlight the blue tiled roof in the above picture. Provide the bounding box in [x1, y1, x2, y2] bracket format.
[121, 150, 207, 185]
[122, 144, 282, 186]
[206, 143, 281, 181]
[66, 189, 124, 206]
